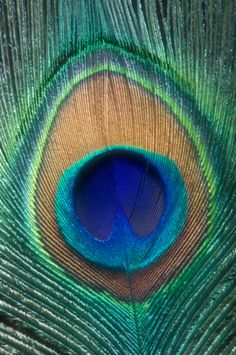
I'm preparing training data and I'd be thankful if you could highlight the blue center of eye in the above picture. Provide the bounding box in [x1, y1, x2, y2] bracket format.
[73, 149, 165, 241]
[56, 146, 188, 271]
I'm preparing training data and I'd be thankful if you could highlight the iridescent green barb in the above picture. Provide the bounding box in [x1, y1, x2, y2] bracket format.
[0, 1, 235, 354]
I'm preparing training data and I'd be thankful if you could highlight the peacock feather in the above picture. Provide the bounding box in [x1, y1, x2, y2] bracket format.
[0, 1, 235, 354]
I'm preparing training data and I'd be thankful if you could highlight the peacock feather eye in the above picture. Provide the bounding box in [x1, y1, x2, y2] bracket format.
[1, 1, 235, 354]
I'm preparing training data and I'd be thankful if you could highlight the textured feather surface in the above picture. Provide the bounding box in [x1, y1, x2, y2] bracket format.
[0, 1, 236, 354]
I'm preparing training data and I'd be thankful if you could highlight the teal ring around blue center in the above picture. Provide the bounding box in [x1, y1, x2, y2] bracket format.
[55, 146, 188, 272]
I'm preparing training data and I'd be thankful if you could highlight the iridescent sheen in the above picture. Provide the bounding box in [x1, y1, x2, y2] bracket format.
[0, 1, 235, 354]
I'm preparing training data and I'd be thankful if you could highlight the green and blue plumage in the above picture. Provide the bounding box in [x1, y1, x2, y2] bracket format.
[0, 1, 235, 354]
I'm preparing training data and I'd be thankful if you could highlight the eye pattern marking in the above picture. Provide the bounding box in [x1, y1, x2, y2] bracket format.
[33, 53, 209, 300]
